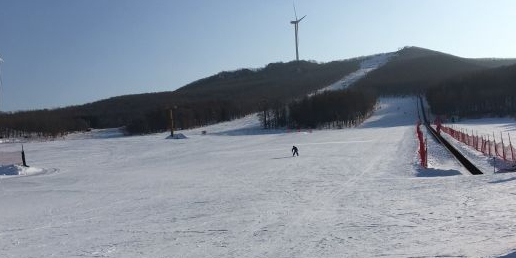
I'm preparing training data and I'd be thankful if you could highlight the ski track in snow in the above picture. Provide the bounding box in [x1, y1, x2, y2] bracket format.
[1, 98, 516, 257]
[422, 126, 468, 176]
[318, 52, 396, 93]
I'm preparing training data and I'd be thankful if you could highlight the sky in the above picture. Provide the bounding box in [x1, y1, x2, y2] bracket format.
[0, 0, 515, 111]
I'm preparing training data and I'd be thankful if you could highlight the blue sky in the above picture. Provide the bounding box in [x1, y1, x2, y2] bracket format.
[0, 0, 515, 111]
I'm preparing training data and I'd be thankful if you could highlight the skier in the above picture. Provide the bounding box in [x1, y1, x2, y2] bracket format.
[435, 117, 442, 135]
[292, 146, 299, 157]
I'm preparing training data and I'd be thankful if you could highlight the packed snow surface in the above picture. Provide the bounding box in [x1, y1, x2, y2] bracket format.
[440, 118, 516, 174]
[1, 98, 516, 258]
[319, 52, 396, 92]
[444, 117, 516, 145]
[65, 128, 125, 140]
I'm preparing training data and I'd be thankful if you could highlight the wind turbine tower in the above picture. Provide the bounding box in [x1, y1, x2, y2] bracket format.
[290, 4, 306, 62]
[0, 54, 3, 110]
[0, 54, 3, 87]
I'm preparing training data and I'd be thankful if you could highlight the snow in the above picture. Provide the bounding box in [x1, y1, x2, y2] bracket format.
[415, 167, 462, 177]
[423, 126, 469, 175]
[319, 52, 396, 92]
[499, 251, 516, 258]
[64, 128, 125, 140]
[183, 114, 263, 136]
[1, 98, 516, 257]
[445, 117, 516, 144]
[166, 133, 188, 139]
[439, 118, 516, 174]
[0, 139, 23, 144]
[0, 165, 44, 178]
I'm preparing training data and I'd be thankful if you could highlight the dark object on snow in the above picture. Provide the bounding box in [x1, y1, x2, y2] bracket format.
[292, 146, 299, 157]
[21, 144, 28, 167]
[166, 133, 187, 139]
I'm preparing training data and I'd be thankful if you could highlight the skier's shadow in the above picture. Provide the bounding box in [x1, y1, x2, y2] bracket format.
[272, 156, 294, 160]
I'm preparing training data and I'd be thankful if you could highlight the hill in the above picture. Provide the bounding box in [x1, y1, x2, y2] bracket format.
[2, 46, 516, 137]
[0, 60, 360, 136]
[426, 63, 516, 118]
[353, 46, 516, 95]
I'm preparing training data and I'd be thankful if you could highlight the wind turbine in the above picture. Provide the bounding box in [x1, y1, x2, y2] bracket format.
[290, 3, 306, 62]
[0, 54, 3, 110]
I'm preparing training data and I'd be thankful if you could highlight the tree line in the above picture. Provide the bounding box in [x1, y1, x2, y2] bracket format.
[0, 59, 362, 136]
[426, 64, 516, 118]
[0, 109, 89, 138]
[259, 89, 377, 129]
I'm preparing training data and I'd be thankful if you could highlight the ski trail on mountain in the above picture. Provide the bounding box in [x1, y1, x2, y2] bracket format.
[319, 52, 396, 93]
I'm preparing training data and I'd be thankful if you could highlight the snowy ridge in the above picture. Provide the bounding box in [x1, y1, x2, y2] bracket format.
[318, 52, 396, 93]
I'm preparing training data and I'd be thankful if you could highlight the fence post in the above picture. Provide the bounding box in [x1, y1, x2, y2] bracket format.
[425, 137, 428, 168]
[488, 135, 492, 157]
[501, 132, 506, 161]
[475, 131, 479, 151]
[477, 132, 479, 151]
[481, 136, 485, 154]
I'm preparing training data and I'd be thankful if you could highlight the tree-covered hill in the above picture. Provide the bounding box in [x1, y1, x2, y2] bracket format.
[426, 63, 516, 118]
[353, 46, 516, 95]
[0, 59, 360, 136]
[2, 46, 515, 137]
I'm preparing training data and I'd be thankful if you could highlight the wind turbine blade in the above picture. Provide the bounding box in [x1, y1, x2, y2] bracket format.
[298, 15, 306, 22]
[293, 2, 298, 20]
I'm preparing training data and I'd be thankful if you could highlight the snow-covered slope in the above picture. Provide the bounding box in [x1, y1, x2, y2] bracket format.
[1, 98, 516, 258]
[440, 118, 516, 174]
[319, 52, 396, 92]
[443, 118, 516, 146]
[64, 128, 125, 140]
[180, 113, 262, 136]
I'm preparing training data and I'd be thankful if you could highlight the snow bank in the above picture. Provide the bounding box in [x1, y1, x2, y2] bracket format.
[415, 167, 462, 177]
[166, 133, 188, 139]
[65, 128, 125, 140]
[0, 165, 43, 177]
